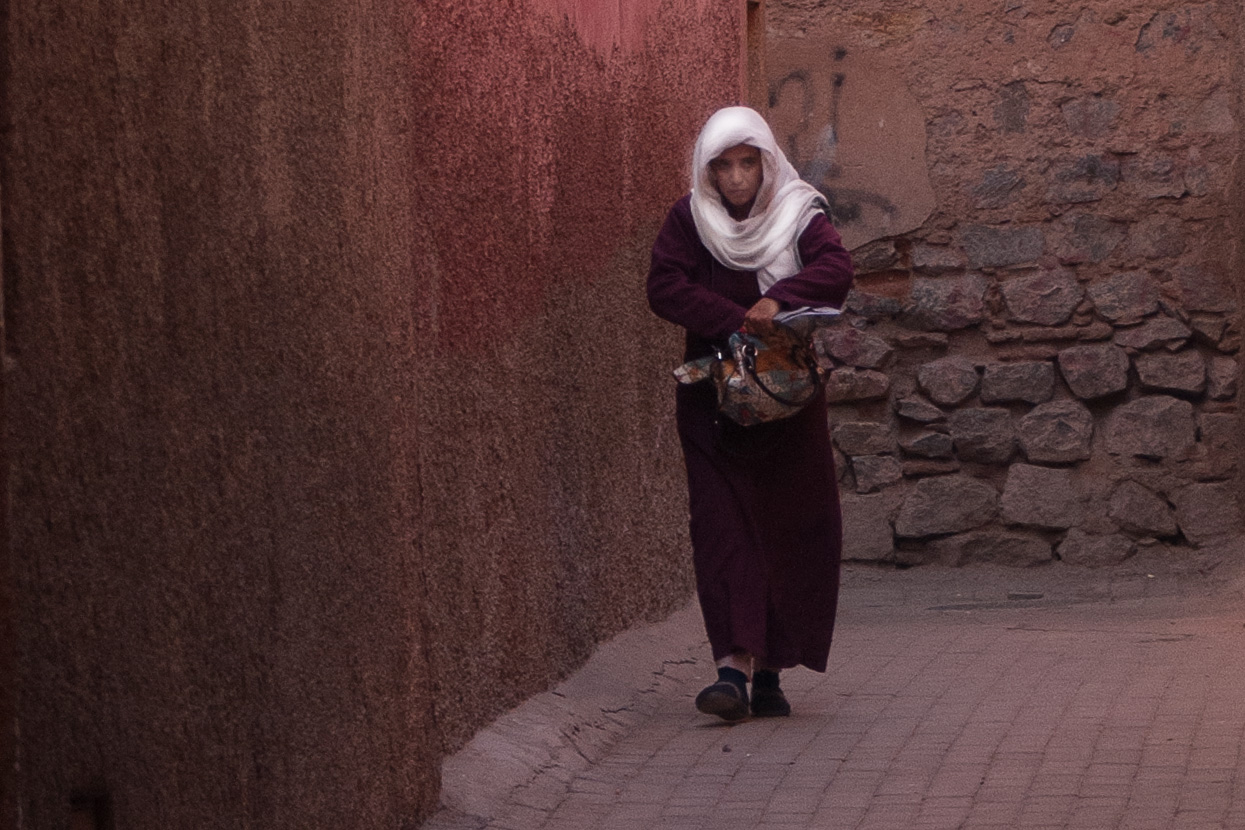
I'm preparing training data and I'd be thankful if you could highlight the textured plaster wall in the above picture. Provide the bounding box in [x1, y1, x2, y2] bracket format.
[7, 2, 437, 827]
[3, 2, 741, 828]
[1237, 1, 1245, 505]
[408, 0, 741, 755]
[770, 0, 1243, 565]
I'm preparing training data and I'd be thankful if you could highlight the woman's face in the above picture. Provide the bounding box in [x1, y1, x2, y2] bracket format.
[709, 144, 763, 213]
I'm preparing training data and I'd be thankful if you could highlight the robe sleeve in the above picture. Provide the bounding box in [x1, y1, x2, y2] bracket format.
[647, 200, 749, 340]
[763, 214, 855, 310]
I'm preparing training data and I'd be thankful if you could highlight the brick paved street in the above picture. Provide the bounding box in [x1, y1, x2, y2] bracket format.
[424, 546, 1245, 830]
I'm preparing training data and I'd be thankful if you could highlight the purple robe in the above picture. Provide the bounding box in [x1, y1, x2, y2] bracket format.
[647, 194, 854, 672]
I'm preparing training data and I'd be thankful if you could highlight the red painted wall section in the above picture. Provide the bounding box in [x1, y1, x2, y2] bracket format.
[407, 0, 746, 757]
[3, 0, 746, 827]
[413, 1, 740, 353]
[1236, 1, 1245, 508]
[531, 0, 713, 55]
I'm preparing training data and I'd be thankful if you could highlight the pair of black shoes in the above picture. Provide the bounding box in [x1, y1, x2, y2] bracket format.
[695, 667, 792, 721]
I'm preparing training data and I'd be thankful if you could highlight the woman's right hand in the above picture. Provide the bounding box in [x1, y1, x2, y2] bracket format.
[742, 297, 781, 338]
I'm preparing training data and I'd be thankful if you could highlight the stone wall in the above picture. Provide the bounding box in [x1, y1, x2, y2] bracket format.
[2, 2, 739, 828]
[769, 1, 1242, 565]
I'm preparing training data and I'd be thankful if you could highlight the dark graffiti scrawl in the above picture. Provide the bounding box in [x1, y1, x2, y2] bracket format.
[768, 51, 899, 232]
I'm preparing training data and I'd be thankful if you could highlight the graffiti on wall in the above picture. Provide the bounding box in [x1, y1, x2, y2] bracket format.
[766, 42, 935, 251]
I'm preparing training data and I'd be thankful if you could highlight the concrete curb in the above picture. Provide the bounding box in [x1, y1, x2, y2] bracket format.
[424, 598, 708, 828]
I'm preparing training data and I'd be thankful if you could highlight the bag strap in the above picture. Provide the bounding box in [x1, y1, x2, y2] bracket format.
[741, 342, 823, 407]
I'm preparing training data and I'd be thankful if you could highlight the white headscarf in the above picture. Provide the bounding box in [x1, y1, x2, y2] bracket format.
[690, 106, 826, 292]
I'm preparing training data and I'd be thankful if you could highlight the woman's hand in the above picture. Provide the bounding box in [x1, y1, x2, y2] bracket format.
[742, 297, 781, 338]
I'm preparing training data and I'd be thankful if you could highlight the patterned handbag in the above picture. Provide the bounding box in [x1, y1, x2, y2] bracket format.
[674, 324, 824, 426]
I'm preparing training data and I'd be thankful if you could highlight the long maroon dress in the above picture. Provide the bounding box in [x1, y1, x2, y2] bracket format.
[647, 194, 854, 672]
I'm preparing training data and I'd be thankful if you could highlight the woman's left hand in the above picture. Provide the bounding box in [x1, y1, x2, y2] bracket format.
[742, 297, 781, 337]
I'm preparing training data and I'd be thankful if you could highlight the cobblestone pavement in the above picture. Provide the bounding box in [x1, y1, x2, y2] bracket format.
[424, 544, 1245, 830]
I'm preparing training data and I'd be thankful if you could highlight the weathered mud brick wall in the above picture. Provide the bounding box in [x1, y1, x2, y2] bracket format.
[769, 1, 1242, 566]
[3, 1, 739, 827]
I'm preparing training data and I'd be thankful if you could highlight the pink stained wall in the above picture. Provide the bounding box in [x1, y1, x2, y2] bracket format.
[1237, 2, 1245, 509]
[2, 1, 746, 828]
[413, 2, 740, 354]
[407, 0, 745, 753]
[529, 0, 714, 55]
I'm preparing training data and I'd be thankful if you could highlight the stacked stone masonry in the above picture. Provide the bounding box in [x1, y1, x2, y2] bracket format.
[825, 271, 1240, 565]
[784, 1, 1245, 567]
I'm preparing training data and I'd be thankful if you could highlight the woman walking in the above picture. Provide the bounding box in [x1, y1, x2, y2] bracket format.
[647, 106, 854, 721]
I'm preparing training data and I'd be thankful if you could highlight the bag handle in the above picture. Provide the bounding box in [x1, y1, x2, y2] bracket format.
[741, 343, 822, 407]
